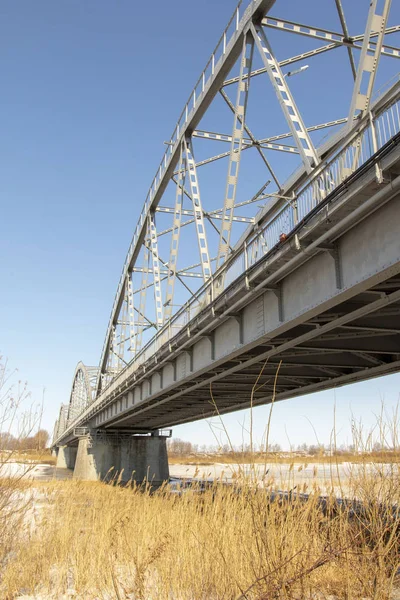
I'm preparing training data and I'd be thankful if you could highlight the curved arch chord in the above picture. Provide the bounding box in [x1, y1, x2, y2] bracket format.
[67, 362, 99, 426]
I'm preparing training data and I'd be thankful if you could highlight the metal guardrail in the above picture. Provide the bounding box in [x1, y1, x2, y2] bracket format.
[56, 86, 400, 442]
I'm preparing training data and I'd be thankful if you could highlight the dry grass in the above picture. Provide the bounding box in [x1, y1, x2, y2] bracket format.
[0, 356, 398, 598]
[0, 449, 56, 466]
[0, 459, 399, 600]
[13, 449, 55, 465]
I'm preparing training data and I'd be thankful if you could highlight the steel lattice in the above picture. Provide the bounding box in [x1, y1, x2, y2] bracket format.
[53, 0, 400, 441]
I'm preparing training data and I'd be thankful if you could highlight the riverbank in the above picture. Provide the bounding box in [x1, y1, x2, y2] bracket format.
[0, 458, 398, 599]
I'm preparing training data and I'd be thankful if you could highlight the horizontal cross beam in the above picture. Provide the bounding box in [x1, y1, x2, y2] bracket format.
[223, 21, 400, 87]
[132, 266, 203, 278]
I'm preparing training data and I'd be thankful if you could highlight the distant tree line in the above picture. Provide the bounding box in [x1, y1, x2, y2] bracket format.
[0, 429, 50, 452]
[167, 438, 390, 456]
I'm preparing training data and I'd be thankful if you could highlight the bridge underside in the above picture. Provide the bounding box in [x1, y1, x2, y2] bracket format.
[102, 280, 400, 430]
[83, 139, 400, 434]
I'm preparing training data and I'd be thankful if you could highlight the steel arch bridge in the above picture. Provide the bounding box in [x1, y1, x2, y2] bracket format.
[53, 0, 400, 447]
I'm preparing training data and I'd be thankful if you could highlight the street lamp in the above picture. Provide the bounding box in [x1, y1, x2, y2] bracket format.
[284, 64, 309, 78]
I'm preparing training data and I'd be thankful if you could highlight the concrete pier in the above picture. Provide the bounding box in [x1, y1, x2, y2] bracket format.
[71, 432, 169, 485]
[55, 445, 77, 470]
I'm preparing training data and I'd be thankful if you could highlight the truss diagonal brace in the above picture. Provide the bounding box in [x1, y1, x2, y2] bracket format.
[219, 89, 282, 189]
[334, 0, 357, 79]
[250, 23, 319, 175]
[183, 136, 212, 281]
[216, 33, 255, 270]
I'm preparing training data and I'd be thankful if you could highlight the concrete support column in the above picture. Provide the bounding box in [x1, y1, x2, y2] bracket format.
[73, 433, 169, 486]
[55, 445, 77, 470]
[119, 435, 169, 485]
[73, 435, 110, 481]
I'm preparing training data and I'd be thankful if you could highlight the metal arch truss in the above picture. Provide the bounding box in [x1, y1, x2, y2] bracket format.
[61, 0, 398, 404]
[54, 363, 99, 438]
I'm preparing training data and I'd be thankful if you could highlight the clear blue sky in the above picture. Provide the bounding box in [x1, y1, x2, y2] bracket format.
[1, 0, 399, 449]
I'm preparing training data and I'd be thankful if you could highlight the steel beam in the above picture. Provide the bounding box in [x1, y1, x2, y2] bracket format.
[348, 0, 392, 126]
[126, 274, 136, 358]
[134, 266, 203, 278]
[223, 22, 400, 88]
[164, 141, 185, 322]
[251, 23, 320, 174]
[118, 290, 400, 424]
[216, 34, 255, 270]
[334, 0, 357, 79]
[183, 136, 212, 281]
[148, 214, 164, 329]
[219, 89, 282, 189]
[117, 284, 129, 369]
[135, 223, 151, 354]
[157, 205, 253, 221]
[192, 129, 298, 154]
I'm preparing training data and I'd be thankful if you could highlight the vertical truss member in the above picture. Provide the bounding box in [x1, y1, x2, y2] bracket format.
[346, 0, 392, 178]
[348, 0, 392, 128]
[109, 324, 119, 375]
[251, 23, 320, 175]
[135, 221, 151, 353]
[164, 141, 186, 323]
[183, 136, 212, 282]
[149, 212, 164, 329]
[216, 33, 255, 271]
[126, 273, 135, 358]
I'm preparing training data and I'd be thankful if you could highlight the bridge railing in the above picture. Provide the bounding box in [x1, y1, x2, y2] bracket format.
[57, 85, 400, 441]
[241, 93, 400, 273]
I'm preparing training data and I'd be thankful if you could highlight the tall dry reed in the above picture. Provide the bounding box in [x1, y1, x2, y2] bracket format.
[1, 456, 399, 599]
